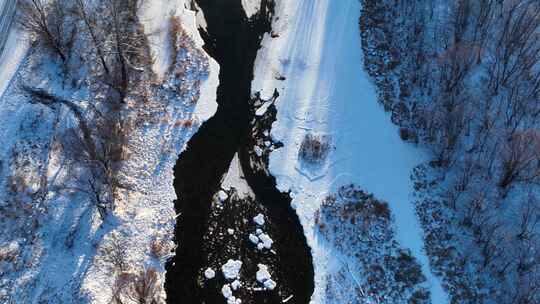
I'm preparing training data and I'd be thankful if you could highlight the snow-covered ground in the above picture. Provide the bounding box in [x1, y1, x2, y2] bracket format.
[139, 0, 219, 122]
[0, 0, 28, 98]
[252, 0, 448, 302]
[82, 3, 219, 302]
[0, 0, 219, 302]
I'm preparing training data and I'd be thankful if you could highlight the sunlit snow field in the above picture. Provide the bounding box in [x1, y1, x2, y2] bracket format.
[252, 0, 448, 302]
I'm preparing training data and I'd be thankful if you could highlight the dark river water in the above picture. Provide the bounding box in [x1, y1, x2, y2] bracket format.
[164, 0, 314, 303]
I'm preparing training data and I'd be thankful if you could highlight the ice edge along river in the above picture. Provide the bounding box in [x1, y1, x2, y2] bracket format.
[252, 0, 449, 303]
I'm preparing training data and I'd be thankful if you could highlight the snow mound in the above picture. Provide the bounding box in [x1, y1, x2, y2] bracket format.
[263, 279, 277, 290]
[217, 190, 229, 202]
[256, 264, 271, 283]
[253, 214, 265, 226]
[222, 259, 243, 280]
[222, 284, 233, 298]
[249, 233, 260, 245]
[231, 279, 242, 290]
[258, 233, 273, 249]
[204, 267, 216, 279]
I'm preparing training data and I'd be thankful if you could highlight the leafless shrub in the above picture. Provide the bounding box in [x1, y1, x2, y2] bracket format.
[317, 184, 392, 240]
[168, 16, 184, 69]
[174, 118, 195, 128]
[298, 133, 331, 164]
[149, 235, 170, 260]
[18, 0, 75, 62]
[317, 184, 428, 302]
[498, 130, 540, 193]
[399, 127, 417, 143]
[73, 0, 152, 102]
[100, 232, 128, 273]
[111, 267, 162, 304]
[21, 85, 127, 219]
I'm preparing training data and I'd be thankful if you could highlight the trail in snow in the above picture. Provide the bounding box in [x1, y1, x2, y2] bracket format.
[252, 0, 449, 303]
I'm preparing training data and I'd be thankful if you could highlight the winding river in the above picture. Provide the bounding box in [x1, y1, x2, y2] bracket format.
[164, 1, 314, 303]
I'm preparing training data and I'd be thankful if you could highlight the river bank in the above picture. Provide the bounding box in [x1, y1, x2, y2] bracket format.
[252, 0, 448, 302]
[165, 1, 314, 303]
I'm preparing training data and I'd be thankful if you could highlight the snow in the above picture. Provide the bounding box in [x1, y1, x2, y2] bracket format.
[255, 264, 271, 283]
[192, 0, 208, 31]
[227, 228, 235, 235]
[222, 283, 242, 304]
[258, 233, 273, 249]
[217, 190, 229, 202]
[263, 279, 277, 290]
[241, 0, 261, 19]
[253, 213, 265, 226]
[0, 21, 29, 98]
[249, 233, 260, 245]
[204, 267, 216, 279]
[283, 294, 294, 302]
[255, 264, 277, 290]
[228, 297, 241, 304]
[249, 231, 273, 249]
[254, 145, 263, 157]
[0, 0, 220, 302]
[255, 100, 272, 116]
[231, 279, 242, 290]
[221, 259, 243, 280]
[222, 284, 233, 298]
[222, 153, 254, 197]
[139, 0, 219, 121]
[138, 0, 174, 79]
[252, 0, 448, 303]
[0, 0, 15, 53]
[256, 228, 263, 235]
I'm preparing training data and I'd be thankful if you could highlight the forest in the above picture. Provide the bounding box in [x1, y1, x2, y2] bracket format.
[361, 0, 540, 302]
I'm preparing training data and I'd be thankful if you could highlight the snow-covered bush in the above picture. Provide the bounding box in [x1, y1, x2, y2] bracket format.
[100, 233, 129, 274]
[150, 235, 171, 260]
[110, 267, 162, 304]
[316, 184, 429, 303]
[298, 133, 331, 164]
[167, 16, 209, 104]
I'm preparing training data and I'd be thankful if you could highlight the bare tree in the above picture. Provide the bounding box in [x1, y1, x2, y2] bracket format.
[21, 84, 127, 219]
[516, 192, 540, 241]
[73, 0, 111, 76]
[105, 0, 151, 101]
[101, 232, 129, 273]
[18, 0, 75, 61]
[498, 130, 540, 193]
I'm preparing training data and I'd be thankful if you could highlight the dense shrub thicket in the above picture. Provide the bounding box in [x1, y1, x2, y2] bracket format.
[316, 185, 430, 303]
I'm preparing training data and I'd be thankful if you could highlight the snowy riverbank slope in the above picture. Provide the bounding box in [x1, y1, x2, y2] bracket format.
[252, 0, 448, 302]
[0, 0, 218, 302]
